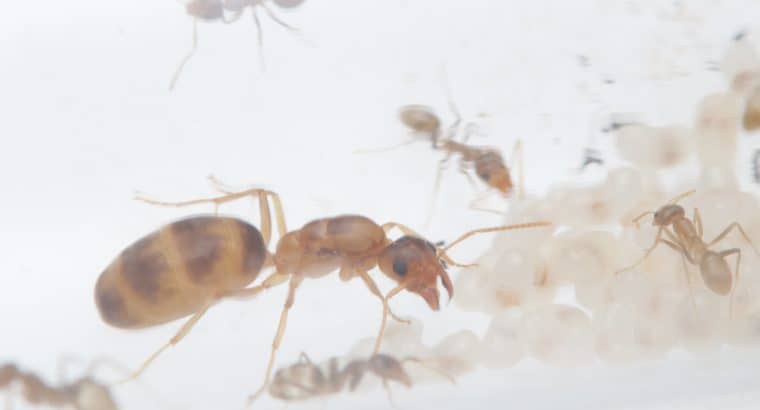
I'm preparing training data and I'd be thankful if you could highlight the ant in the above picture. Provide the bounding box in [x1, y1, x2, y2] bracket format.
[268, 353, 453, 405]
[94, 176, 551, 405]
[615, 190, 760, 316]
[0, 360, 119, 410]
[170, 0, 306, 90]
[398, 102, 522, 198]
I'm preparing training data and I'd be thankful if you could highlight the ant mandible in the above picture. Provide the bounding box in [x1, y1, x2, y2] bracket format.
[94, 177, 550, 406]
[616, 190, 760, 316]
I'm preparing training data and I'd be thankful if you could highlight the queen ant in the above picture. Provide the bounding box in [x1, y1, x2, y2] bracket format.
[268, 352, 453, 405]
[170, 0, 306, 90]
[616, 190, 760, 316]
[94, 176, 551, 405]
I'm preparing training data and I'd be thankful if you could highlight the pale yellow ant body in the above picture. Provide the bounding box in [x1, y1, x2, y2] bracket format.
[617, 190, 760, 314]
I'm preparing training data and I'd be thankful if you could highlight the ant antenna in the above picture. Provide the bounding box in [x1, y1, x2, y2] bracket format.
[438, 221, 552, 266]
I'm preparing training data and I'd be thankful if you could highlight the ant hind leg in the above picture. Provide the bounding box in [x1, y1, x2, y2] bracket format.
[247, 277, 303, 407]
[169, 18, 199, 91]
[114, 300, 215, 385]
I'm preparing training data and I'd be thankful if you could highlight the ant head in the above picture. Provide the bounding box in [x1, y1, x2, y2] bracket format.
[377, 236, 453, 311]
[185, 0, 224, 19]
[272, 0, 306, 8]
[398, 105, 441, 135]
[652, 204, 684, 226]
[368, 355, 412, 388]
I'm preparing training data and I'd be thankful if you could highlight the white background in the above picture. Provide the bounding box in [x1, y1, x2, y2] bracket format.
[2, 0, 760, 409]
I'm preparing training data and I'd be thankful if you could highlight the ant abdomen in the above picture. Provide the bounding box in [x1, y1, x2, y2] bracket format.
[186, 0, 225, 20]
[95, 216, 267, 329]
[700, 252, 733, 295]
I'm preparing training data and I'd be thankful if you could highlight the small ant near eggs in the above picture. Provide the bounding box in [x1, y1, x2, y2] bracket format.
[268, 352, 452, 405]
[616, 190, 760, 317]
[93, 176, 550, 405]
[170, 0, 306, 90]
[0, 359, 122, 410]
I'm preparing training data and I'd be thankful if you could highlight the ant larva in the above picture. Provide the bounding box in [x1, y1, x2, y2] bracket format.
[268, 353, 453, 405]
[94, 176, 550, 405]
[615, 190, 760, 316]
[170, 0, 306, 90]
[0, 360, 119, 410]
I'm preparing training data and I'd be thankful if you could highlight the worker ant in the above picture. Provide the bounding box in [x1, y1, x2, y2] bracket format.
[0, 359, 122, 410]
[616, 190, 760, 316]
[268, 352, 453, 405]
[170, 0, 306, 90]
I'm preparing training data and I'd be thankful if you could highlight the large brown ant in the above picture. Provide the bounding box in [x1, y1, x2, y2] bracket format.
[94, 177, 550, 405]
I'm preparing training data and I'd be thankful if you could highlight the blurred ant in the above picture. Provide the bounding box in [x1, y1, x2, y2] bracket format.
[0, 359, 123, 410]
[95, 177, 550, 406]
[752, 149, 760, 183]
[170, 0, 306, 90]
[268, 353, 453, 405]
[397, 102, 522, 198]
[616, 190, 760, 316]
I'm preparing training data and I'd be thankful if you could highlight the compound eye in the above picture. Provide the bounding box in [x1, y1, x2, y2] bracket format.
[393, 259, 408, 277]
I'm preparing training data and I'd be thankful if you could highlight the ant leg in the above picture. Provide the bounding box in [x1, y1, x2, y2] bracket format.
[381, 222, 423, 238]
[247, 277, 303, 407]
[666, 189, 696, 205]
[207, 176, 287, 237]
[260, 2, 300, 32]
[136, 185, 281, 246]
[115, 300, 215, 385]
[615, 227, 665, 275]
[357, 270, 409, 325]
[297, 352, 313, 365]
[252, 7, 266, 71]
[222, 272, 290, 300]
[719, 248, 741, 319]
[381, 379, 399, 409]
[509, 139, 524, 199]
[457, 158, 478, 189]
[424, 153, 452, 230]
[660, 235, 697, 311]
[706, 222, 760, 256]
[352, 139, 419, 154]
[169, 18, 199, 91]
[693, 208, 703, 238]
[368, 285, 406, 354]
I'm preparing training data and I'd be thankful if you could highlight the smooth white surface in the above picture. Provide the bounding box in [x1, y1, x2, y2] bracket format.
[2, 0, 760, 409]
